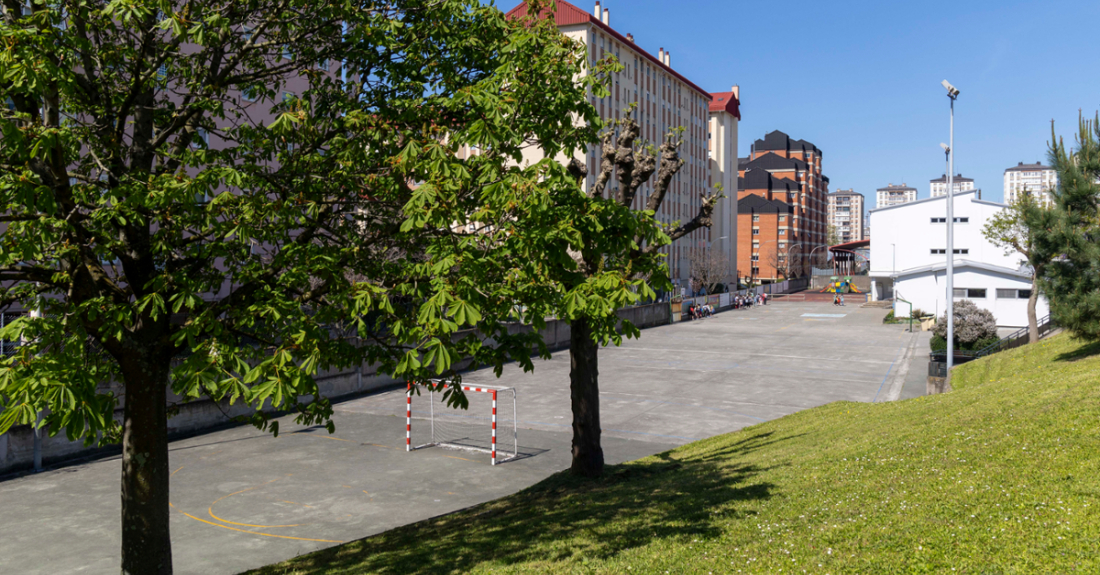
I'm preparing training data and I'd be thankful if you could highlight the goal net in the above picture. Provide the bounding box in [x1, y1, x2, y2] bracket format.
[406, 381, 518, 465]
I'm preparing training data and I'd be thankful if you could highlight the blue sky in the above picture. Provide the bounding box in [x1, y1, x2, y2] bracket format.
[499, 0, 1100, 208]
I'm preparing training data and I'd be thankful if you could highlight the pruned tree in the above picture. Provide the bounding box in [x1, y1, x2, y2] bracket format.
[981, 189, 1050, 342]
[690, 247, 730, 294]
[0, 0, 598, 572]
[1031, 113, 1100, 341]
[527, 105, 718, 477]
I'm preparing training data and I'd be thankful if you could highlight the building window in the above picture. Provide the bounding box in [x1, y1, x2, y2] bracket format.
[931, 217, 969, 223]
[752, 215, 760, 222]
[752, 241, 759, 248]
[752, 228, 759, 235]
[778, 215, 786, 222]
[751, 255, 759, 262]
[954, 288, 987, 299]
[932, 248, 969, 254]
[996, 289, 1031, 299]
[779, 229, 786, 236]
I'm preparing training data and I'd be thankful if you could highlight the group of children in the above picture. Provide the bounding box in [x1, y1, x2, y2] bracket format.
[684, 302, 715, 320]
[733, 293, 766, 309]
[832, 293, 847, 306]
[684, 292, 768, 321]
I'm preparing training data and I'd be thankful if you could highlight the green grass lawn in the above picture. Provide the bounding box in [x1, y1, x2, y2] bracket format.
[250, 333, 1100, 574]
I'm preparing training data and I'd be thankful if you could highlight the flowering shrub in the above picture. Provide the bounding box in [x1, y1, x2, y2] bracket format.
[932, 299, 998, 345]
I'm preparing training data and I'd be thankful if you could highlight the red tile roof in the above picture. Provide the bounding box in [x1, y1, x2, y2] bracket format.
[505, 0, 711, 99]
[709, 91, 741, 120]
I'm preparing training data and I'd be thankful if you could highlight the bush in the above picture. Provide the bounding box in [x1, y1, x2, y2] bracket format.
[884, 311, 895, 323]
[932, 300, 998, 346]
[969, 336, 1002, 352]
[911, 308, 925, 320]
[930, 334, 947, 352]
[931, 333, 1001, 353]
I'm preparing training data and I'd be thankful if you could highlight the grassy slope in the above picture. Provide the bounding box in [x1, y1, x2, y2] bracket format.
[251, 333, 1100, 574]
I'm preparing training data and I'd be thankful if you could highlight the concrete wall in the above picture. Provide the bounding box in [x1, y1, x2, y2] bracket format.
[0, 303, 670, 475]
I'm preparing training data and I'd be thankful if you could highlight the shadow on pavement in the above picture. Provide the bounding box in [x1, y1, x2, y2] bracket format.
[246, 432, 789, 575]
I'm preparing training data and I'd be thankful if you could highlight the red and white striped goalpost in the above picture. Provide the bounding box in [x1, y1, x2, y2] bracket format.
[406, 380, 517, 466]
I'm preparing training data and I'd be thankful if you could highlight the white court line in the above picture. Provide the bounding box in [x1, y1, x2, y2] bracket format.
[617, 364, 883, 385]
[616, 346, 896, 365]
[601, 391, 810, 412]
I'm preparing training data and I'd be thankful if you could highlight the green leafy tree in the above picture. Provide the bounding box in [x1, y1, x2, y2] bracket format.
[0, 1, 598, 572]
[826, 223, 840, 247]
[981, 189, 1050, 342]
[1031, 113, 1100, 341]
[541, 114, 717, 477]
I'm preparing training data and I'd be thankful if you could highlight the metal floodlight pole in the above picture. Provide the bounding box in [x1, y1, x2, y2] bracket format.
[942, 79, 959, 372]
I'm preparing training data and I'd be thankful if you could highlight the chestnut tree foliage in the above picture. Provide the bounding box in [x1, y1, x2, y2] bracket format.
[0, 0, 603, 572]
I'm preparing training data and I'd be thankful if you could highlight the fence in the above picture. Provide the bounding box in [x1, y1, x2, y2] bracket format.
[928, 314, 1055, 378]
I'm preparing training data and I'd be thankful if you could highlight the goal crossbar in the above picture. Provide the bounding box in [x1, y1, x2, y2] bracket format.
[406, 380, 518, 466]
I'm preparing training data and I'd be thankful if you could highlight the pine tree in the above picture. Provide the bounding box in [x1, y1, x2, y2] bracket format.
[1031, 113, 1100, 340]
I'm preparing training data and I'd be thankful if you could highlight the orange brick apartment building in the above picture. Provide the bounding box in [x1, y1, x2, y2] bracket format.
[737, 130, 829, 283]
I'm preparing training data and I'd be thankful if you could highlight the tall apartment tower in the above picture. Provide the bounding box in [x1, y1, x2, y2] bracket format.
[708, 87, 742, 280]
[827, 188, 865, 242]
[1004, 161, 1058, 206]
[930, 173, 975, 197]
[736, 130, 828, 283]
[507, 0, 738, 285]
[876, 183, 917, 208]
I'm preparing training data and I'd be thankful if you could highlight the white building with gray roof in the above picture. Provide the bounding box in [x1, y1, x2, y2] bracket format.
[868, 190, 1047, 327]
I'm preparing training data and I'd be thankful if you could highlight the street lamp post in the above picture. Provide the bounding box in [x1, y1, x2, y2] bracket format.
[942, 79, 960, 373]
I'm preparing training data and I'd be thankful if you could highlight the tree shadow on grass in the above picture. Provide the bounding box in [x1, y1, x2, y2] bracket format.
[248, 432, 791, 575]
[1054, 339, 1100, 363]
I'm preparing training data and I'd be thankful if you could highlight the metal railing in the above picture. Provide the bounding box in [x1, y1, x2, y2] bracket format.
[928, 314, 1056, 377]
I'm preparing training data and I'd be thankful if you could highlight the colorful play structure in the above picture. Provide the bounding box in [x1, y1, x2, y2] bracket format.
[820, 276, 863, 294]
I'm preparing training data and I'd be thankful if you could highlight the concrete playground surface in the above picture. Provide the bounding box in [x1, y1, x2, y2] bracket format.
[0, 301, 923, 575]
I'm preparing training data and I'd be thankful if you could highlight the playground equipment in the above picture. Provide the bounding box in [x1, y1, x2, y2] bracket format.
[820, 276, 863, 294]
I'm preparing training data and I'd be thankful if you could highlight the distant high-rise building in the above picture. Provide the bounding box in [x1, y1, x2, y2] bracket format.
[863, 212, 871, 240]
[1004, 161, 1057, 206]
[930, 173, 975, 197]
[876, 183, 918, 208]
[507, 0, 738, 284]
[827, 188, 865, 243]
[737, 130, 829, 283]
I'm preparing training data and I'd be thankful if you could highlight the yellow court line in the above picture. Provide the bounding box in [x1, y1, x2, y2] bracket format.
[278, 500, 313, 508]
[175, 509, 344, 544]
[208, 478, 304, 529]
[171, 466, 184, 477]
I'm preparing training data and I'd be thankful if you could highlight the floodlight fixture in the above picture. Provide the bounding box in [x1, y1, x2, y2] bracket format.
[939, 142, 950, 152]
[942, 79, 960, 99]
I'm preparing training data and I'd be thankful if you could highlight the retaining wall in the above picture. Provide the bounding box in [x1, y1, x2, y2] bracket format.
[0, 303, 670, 475]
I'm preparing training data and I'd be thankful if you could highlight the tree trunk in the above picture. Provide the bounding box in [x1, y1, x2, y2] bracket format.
[569, 318, 604, 478]
[119, 355, 173, 575]
[1027, 275, 1040, 344]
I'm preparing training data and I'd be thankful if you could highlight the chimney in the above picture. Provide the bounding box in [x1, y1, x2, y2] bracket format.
[626, 33, 634, 42]
[658, 47, 664, 62]
[665, 51, 671, 67]
[602, 8, 609, 25]
[594, 1, 600, 18]
[731, 85, 740, 100]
